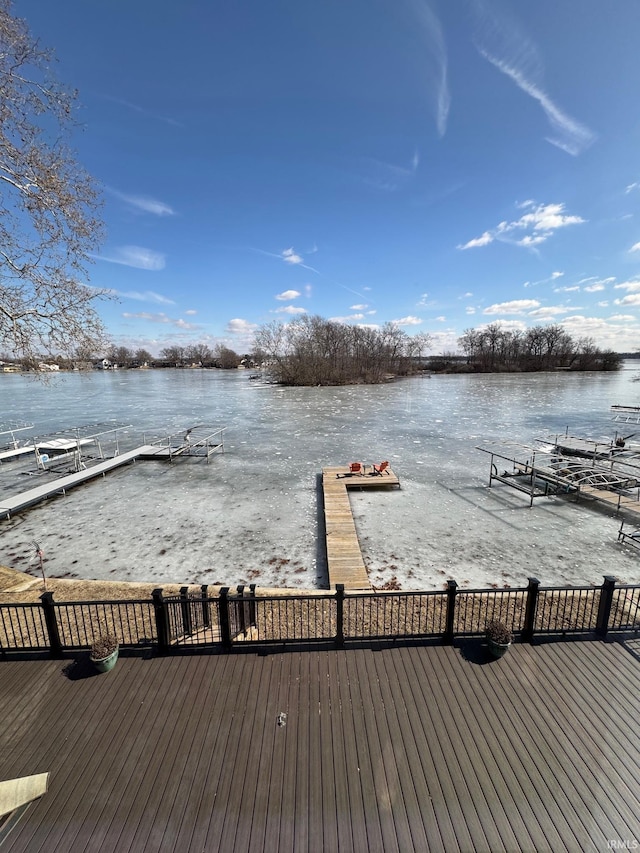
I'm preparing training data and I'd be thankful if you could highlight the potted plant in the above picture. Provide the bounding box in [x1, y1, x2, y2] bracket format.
[89, 633, 119, 672]
[486, 619, 512, 659]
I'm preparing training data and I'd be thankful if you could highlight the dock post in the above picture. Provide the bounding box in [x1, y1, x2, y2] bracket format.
[152, 589, 169, 654]
[335, 584, 345, 648]
[596, 576, 617, 639]
[248, 584, 257, 628]
[40, 592, 63, 659]
[444, 580, 458, 645]
[218, 587, 232, 650]
[522, 578, 540, 643]
[180, 586, 192, 636]
[237, 585, 246, 635]
[200, 584, 210, 629]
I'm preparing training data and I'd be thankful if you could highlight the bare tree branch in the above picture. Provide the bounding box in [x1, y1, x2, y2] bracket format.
[0, 0, 110, 366]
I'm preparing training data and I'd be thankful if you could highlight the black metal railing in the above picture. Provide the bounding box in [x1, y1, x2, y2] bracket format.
[343, 589, 447, 640]
[163, 586, 217, 645]
[54, 599, 156, 649]
[1, 575, 638, 657]
[609, 584, 640, 630]
[0, 602, 50, 651]
[534, 585, 601, 634]
[453, 585, 528, 637]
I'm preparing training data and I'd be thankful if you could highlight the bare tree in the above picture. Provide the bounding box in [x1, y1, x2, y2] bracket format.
[254, 316, 429, 385]
[185, 343, 213, 366]
[159, 346, 186, 366]
[213, 344, 241, 369]
[0, 1, 109, 364]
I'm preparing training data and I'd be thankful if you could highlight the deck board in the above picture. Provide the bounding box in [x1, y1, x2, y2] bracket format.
[1, 642, 639, 852]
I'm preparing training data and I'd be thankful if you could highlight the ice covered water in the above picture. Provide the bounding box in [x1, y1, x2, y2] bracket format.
[1, 365, 639, 590]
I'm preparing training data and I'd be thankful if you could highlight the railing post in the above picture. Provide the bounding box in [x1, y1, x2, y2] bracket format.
[219, 587, 232, 650]
[335, 584, 345, 647]
[201, 584, 210, 629]
[522, 577, 540, 643]
[180, 586, 192, 636]
[596, 575, 616, 638]
[152, 588, 169, 654]
[40, 592, 63, 658]
[248, 584, 257, 628]
[237, 585, 246, 635]
[444, 580, 458, 645]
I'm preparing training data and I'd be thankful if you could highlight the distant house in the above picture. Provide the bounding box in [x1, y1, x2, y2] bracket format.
[95, 358, 115, 370]
[0, 362, 19, 373]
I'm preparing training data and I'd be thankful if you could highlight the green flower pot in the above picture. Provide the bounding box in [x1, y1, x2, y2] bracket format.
[487, 637, 511, 659]
[90, 646, 119, 672]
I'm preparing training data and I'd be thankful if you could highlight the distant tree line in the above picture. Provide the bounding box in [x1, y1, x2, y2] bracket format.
[98, 343, 244, 369]
[254, 315, 432, 386]
[0, 342, 248, 371]
[457, 323, 621, 372]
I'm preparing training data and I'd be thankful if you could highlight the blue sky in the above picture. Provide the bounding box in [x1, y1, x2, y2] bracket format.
[16, 0, 640, 354]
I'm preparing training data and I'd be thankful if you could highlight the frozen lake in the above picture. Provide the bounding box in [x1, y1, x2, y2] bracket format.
[1, 364, 640, 590]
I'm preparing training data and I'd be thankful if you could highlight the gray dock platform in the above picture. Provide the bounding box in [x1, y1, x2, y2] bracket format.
[0, 446, 158, 519]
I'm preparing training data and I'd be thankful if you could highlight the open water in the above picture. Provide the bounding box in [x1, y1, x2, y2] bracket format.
[1, 364, 640, 590]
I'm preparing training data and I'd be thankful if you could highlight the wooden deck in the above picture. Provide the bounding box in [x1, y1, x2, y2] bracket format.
[1, 640, 638, 852]
[322, 466, 400, 590]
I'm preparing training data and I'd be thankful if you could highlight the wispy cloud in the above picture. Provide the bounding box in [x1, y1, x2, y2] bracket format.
[404, 0, 450, 136]
[102, 94, 183, 127]
[392, 315, 423, 326]
[329, 313, 366, 323]
[350, 304, 368, 310]
[122, 311, 198, 329]
[524, 270, 564, 288]
[625, 182, 640, 194]
[458, 202, 584, 251]
[108, 189, 176, 216]
[359, 152, 420, 192]
[253, 246, 319, 273]
[96, 246, 166, 271]
[528, 305, 581, 318]
[417, 293, 436, 308]
[473, 3, 595, 155]
[275, 290, 301, 301]
[483, 299, 540, 315]
[112, 289, 175, 305]
[276, 306, 307, 315]
[630, 241, 640, 253]
[614, 279, 640, 293]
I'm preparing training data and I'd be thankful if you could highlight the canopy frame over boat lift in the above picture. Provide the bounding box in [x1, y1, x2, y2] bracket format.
[477, 440, 640, 515]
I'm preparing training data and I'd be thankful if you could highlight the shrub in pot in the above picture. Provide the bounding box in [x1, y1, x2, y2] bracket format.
[89, 633, 119, 672]
[485, 620, 512, 659]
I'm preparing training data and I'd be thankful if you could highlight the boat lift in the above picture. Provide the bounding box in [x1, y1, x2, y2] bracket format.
[141, 426, 226, 463]
[478, 440, 640, 517]
[0, 422, 35, 461]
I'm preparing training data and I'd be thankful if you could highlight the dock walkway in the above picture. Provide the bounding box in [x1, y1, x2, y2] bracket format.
[322, 465, 400, 590]
[0, 446, 158, 519]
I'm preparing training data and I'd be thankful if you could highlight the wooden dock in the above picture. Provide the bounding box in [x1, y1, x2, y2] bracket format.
[322, 465, 400, 590]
